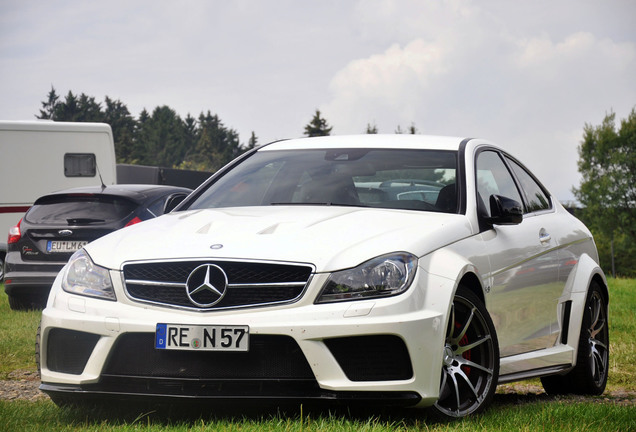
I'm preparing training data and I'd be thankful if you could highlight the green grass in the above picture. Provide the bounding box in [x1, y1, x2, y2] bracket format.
[606, 278, 636, 390]
[0, 399, 634, 431]
[0, 283, 41, 379]
[0, 279, 634, 431]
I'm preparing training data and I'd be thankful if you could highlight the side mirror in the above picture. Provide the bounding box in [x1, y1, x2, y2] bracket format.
[488, 194, 523, 225]
[163, 194, 187, 214]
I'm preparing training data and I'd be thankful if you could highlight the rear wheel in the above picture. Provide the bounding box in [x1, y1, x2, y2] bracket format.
[541, 281, 609, 395]
[430, 287, 499, 419]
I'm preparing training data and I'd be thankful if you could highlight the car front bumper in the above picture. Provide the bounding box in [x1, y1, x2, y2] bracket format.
[39, 268, 454, 408]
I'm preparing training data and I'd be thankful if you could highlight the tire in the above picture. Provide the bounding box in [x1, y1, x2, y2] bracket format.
[35, 322, 42, 376]
[429, 286, 500, 419]
[541, 281, 609, 395]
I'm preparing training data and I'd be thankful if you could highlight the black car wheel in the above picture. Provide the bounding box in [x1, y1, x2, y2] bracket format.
[541, 280, 609, 395]
[430, 286, 500, 419]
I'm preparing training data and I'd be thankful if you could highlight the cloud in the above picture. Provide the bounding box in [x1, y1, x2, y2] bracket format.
[326, 39, 451, 130]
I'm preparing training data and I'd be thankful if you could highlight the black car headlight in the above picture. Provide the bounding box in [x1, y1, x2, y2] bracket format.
[62, 249, 116, 301]
[316, 252, 418, 303]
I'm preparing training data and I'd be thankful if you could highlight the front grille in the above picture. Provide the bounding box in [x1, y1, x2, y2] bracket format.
[123, 260, 313, 310]
[324, 335, 414, 381]
[47, 328, 100, 375]
[102, 333, 316, 380]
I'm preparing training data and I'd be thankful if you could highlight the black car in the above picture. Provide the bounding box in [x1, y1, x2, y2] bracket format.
[4, 184, 191, 310]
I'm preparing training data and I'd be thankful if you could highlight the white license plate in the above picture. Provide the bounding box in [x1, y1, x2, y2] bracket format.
[47, 240, 88, 253]
[155, 324, 249, 351]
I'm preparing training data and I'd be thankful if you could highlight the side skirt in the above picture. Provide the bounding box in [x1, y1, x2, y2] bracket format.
[498, 364, 572, 384]
[498, 345, 575, 383]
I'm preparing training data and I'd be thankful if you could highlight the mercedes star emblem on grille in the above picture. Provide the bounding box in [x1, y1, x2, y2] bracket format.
[185, 264, 228, 307]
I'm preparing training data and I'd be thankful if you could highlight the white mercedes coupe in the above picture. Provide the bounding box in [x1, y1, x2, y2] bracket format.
[38, 135, 608, 419]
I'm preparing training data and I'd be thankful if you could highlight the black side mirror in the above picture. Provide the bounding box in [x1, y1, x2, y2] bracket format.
[163, 194, 187, 214]
[488, 194, 523, 225]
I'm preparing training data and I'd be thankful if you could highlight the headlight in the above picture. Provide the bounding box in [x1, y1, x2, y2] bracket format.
[316, 252, 418, 303]
[62, 249, 116, 300]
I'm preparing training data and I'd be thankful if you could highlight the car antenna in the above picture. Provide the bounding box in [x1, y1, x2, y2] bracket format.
[96, 162, 106, 191]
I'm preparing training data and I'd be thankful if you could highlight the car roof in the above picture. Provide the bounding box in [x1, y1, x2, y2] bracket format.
[36, 184, 192, 203]
[261, 134, 469, 152]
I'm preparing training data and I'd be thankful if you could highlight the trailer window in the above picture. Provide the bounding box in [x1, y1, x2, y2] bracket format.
[65, 153, 96, 177]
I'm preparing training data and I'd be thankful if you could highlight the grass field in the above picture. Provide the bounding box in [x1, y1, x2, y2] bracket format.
[0, 279, 634, 431]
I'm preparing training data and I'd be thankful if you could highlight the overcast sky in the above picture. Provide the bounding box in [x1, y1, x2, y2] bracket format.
[1, 0, 635, 202]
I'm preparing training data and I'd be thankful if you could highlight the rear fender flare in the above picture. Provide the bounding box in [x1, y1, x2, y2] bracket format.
[560, 253, 607, 352]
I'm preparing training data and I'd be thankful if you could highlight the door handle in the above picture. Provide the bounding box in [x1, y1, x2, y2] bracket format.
[539, 229, 551, 244]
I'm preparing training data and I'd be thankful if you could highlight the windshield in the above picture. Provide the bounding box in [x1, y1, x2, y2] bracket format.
[188, 148, 458, 213]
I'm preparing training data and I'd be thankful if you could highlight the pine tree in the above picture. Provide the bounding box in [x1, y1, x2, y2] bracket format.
[182, 114, 198, 162]
[37, 86, 60, 119]
[365, 123, 378, 134]
[104, 97, 136, 163]
[179, 111, 243, 171]
[304, 110, 332, 137]
[131, 109, 153, 164]
[247, 131, 258, 149]
[145, 106, 187, 167]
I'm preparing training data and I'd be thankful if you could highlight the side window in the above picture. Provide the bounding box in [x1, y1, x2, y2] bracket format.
[145, 196, 171, 218]
[476, 151, 523, 217]
[64, 153, 96, 177]
[506, 157, 551, 213]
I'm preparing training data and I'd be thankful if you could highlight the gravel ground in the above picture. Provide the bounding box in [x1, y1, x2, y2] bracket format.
[1, 371, 634, 407]
[1, 370, 48, 402]
[495, 382, 636, 407]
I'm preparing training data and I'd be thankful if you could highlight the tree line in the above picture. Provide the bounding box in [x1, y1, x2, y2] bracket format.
[37, 87, 256, 172]
[37, 88, 421, 171]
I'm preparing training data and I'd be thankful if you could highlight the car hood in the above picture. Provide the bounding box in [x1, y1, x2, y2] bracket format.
[85, 206, 474, 272]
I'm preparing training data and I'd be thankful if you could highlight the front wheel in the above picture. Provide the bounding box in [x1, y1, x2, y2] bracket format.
[541, 280, 609, 395]
[430, 286, 500, 419]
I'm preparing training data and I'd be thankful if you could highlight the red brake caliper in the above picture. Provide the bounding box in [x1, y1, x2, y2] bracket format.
[455, 322, 472, 375]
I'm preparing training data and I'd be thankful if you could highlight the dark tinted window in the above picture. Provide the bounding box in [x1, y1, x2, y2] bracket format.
[25, 195, 137, 225]
[64, 153, 96, 177]
[188, 149, 458, 213]
[145, 194, 188, 217]
[506, 157, 551, 213]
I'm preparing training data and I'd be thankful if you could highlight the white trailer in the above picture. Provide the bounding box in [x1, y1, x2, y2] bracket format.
[0, 121, 117, 278]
